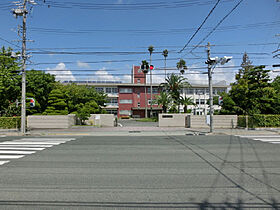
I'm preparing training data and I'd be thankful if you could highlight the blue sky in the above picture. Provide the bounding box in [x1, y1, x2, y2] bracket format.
[0, 0, 279, 84]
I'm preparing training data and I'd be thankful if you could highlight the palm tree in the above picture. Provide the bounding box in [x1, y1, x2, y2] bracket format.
[179, 96, 195, 113]
[176, 58, 187, 74]
[162, 49, 168, 80]
[160, 73, 190, 112]
[156, 91, 171, 113]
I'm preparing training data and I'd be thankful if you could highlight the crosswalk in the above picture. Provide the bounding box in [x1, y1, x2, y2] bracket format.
[237, 135, 280, 144]
[0, 137, 75, 166]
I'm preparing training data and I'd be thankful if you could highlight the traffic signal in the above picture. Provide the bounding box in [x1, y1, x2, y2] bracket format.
[149, 65, 154, 70]
[141, 64, 149, 73]
[29, 98, 35, 107]
[218, 96, 223, 105]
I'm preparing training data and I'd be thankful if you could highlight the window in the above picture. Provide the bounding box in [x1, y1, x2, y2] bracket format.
[106, 98, 118, 106]
[119, 110, 131, 115]
[147, 87, 159, 94]
[186, 88, 194, 94]
[106, 109, 118, 115]
[196, 99, 205, 105]
[119, 88, 132, 93]
[95, 87, 104, 93]
[196, 88, 205, 94]
[137, 79, 141, 84]
[137, 93, 140, 98]
[119, 99, 132, 104]
[148, 100, 158, 105]
[105, 87, 118, 94]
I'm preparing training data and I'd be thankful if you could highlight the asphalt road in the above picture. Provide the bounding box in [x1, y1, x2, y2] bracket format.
[0, 135, 279, 209]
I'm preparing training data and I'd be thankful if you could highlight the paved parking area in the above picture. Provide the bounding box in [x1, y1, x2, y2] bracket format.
[0, 135, 279, 209]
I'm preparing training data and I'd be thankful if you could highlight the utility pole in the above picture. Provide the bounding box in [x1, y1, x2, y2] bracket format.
[12, 0, 32, 134]
[205, 43, 232, 133]
[21, 0, 27, 135]
[207, 42, 213, 133]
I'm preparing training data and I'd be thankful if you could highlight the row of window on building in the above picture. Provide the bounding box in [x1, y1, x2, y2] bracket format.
[95, 87, 226, 95]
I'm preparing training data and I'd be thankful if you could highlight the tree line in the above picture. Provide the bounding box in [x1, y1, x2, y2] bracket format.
[0, 47, 107, 123]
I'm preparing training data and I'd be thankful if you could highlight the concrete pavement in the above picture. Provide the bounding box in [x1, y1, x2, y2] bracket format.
[0, 135, 279, 209]
[1, 126, 280, 137]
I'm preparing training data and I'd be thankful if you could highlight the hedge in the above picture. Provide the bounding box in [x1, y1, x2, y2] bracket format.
[0, 117, 21, 129]
[238, 115, 280, 128]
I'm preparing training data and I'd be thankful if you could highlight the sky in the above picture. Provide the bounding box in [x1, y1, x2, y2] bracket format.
[0, 0, 279, 84]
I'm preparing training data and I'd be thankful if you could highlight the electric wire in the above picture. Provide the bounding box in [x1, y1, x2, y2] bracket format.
[179, 0, 221, 53]
[189, 0, 244, 53]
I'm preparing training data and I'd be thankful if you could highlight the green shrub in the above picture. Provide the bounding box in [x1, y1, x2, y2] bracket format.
[238, 115, 280, 128]
[0, 117, 21, 129]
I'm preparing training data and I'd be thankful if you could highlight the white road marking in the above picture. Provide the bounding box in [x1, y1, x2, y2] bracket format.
[0, 147, 45, 151]
[0, 135, 6, 138]
[238, 136, 280, 138]
[0, 151, 35, 155]
[237, 135, 280, 144]
[0, 142, 60, 145]
[0, 155, 25, 159]
[0, 137, 76, 166]
[0, 144, 53, 148]
[20, 138, 74, 141]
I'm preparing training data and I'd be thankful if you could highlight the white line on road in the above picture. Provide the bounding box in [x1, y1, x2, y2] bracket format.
[0, 151, 35, 155]
[0, 147, 45, 151]
[254, 138, 280, 142]
[238, 136, 280, 138]
[0, 161, 9, 165]
[0, 144, 53, 148]
[0, 155, 25, 159]
[20, 138, 75, 141]
[0, 142, 61, 145]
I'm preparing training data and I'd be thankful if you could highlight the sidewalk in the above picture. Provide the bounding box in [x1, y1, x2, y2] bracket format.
[0, 126, 279, 136]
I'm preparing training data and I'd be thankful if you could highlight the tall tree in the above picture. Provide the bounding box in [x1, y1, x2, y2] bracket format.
[176, 59, 187, 74]
[162, 49, 168, 79]
[179, 96, 195, 113]
[43, 89, 68, 115]
[221, 65, 276, 115]
[0, 47, 21, 116]
[156, 91, 171, 113]
[160, 73, 190, 112]
[26, 70, 56, 114]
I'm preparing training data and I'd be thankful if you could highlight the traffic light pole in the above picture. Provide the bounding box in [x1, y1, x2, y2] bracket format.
[150, 54, 153, 118]
[207, 42, 213, 133]
[144, 72, 148, 118]
[21, 0, 27, 135]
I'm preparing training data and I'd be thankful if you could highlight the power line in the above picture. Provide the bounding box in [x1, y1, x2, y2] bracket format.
[179, 0, 221, 53]
[0, 35, 20, 48]
[36, 0, 233, 11]
[189, 0, 244, 53]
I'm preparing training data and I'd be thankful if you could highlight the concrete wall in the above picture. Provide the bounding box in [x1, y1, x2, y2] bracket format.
[86, 114, 115, 127]
[27, 114, 76, 129]
[159, 114, 237, 128]
[187, 115, 237, 129]
[158, 114, 190, 127]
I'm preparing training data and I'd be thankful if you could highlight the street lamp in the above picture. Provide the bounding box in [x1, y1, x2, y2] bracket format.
[206, 54, 232, 133]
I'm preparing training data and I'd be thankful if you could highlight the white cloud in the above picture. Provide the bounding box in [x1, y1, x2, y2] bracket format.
[116, 0, 123, 4]
[86, 67, 131, 83]
[270, 68, 280, 80]
[184, 61, 237, 85]
[46, 62, 76, 82]
[77, 61, 90, 68]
